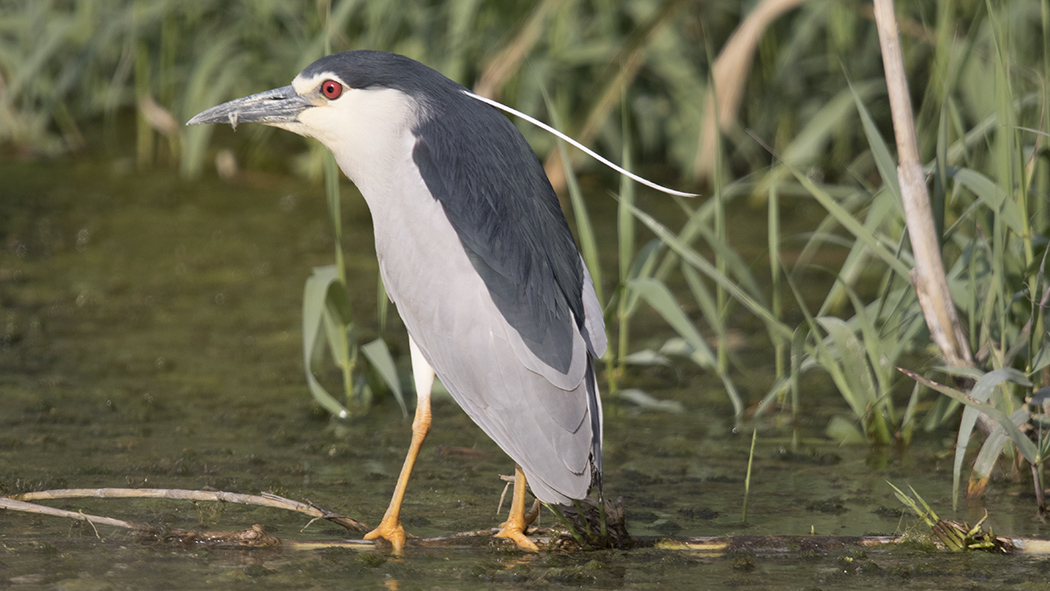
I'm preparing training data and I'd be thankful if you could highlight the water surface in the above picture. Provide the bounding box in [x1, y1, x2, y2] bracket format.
[2, 159, 1048, 589]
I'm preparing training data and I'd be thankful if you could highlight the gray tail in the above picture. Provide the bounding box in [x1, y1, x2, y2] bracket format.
[585, 358, 603, 500]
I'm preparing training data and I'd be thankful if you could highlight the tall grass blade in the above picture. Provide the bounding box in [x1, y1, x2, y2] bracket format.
[626, 278, 717, 371]
[302, 266, 350, 419]
[902, 368, 1038, 490]
[851, 81, 902, 204]
[789, 168, 913, 279]
[742, 428, 757, 524]
[543, 91, 603, 304]
[950, 368, 1034, 507]
[623, 202, 792, 342]
[968, 408, 1029, 500]
[616, 105, 637, 370]
[360, 339, 407, 418]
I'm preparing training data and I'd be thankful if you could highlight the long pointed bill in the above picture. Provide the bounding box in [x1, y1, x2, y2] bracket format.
[186, 86, 313, 131]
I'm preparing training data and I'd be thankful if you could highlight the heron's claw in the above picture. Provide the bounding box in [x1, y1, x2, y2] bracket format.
[364, 519, 408, 555]
[495, 499, 541, 552]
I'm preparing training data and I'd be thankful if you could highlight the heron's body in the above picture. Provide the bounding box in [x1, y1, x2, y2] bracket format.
[189, 50, 606, 550]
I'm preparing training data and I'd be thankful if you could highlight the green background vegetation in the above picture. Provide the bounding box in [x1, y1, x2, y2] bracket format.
[3, 0, 1049, 513]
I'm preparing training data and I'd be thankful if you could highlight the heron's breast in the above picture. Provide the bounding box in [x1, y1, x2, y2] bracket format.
[352, 152, 486, 331]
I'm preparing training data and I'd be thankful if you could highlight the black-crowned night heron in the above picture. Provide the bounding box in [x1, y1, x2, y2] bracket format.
[188, 50, 606, 553]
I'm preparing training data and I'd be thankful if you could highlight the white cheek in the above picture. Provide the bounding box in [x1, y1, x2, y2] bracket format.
[294, 108, 346, 147]
[297, 88, 421, 189]
[268, 121, 310, 136]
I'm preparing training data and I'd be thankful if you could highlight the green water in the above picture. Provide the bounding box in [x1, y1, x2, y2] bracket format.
[3, 159, 1050, 589]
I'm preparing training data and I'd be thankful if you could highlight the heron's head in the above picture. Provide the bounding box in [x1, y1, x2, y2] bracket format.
[187, 51, 465, 180]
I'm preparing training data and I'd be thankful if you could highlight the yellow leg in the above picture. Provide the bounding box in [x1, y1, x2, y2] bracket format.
[365, 338, 434, 555]
[495, 464, 539, 551]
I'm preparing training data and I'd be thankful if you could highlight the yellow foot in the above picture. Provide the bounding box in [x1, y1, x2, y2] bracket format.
[495, 499, 542, 552]
[364, 519, 408, 555]
[495, 524, 539, 552]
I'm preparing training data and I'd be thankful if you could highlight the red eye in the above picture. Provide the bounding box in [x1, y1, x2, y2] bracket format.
[321, 80, 343, 99]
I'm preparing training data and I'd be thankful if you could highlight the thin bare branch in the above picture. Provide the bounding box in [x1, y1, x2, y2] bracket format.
[0, 496, 147, 530]
[11, 488, 371, 534]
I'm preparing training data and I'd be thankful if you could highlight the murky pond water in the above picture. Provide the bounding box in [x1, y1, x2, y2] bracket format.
[3, 159, 1050, 589]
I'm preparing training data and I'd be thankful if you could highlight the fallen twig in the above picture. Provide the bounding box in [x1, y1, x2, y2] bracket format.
[0, 496, 280, 548]
[1, 496, 148, 530]
[11, 488, 370, 534]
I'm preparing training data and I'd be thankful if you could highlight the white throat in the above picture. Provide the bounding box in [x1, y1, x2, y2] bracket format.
[294, 84, 424, 199]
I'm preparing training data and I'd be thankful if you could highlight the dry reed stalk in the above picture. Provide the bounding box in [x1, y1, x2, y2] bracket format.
[693, 0, 806, 183]
[872, 0, 974, 370]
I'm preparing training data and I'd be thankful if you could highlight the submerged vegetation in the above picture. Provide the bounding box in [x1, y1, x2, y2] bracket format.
[3, 0, 1049, 513]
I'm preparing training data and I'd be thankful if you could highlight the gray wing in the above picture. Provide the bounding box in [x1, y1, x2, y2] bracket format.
[410, 91, 604, 369]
